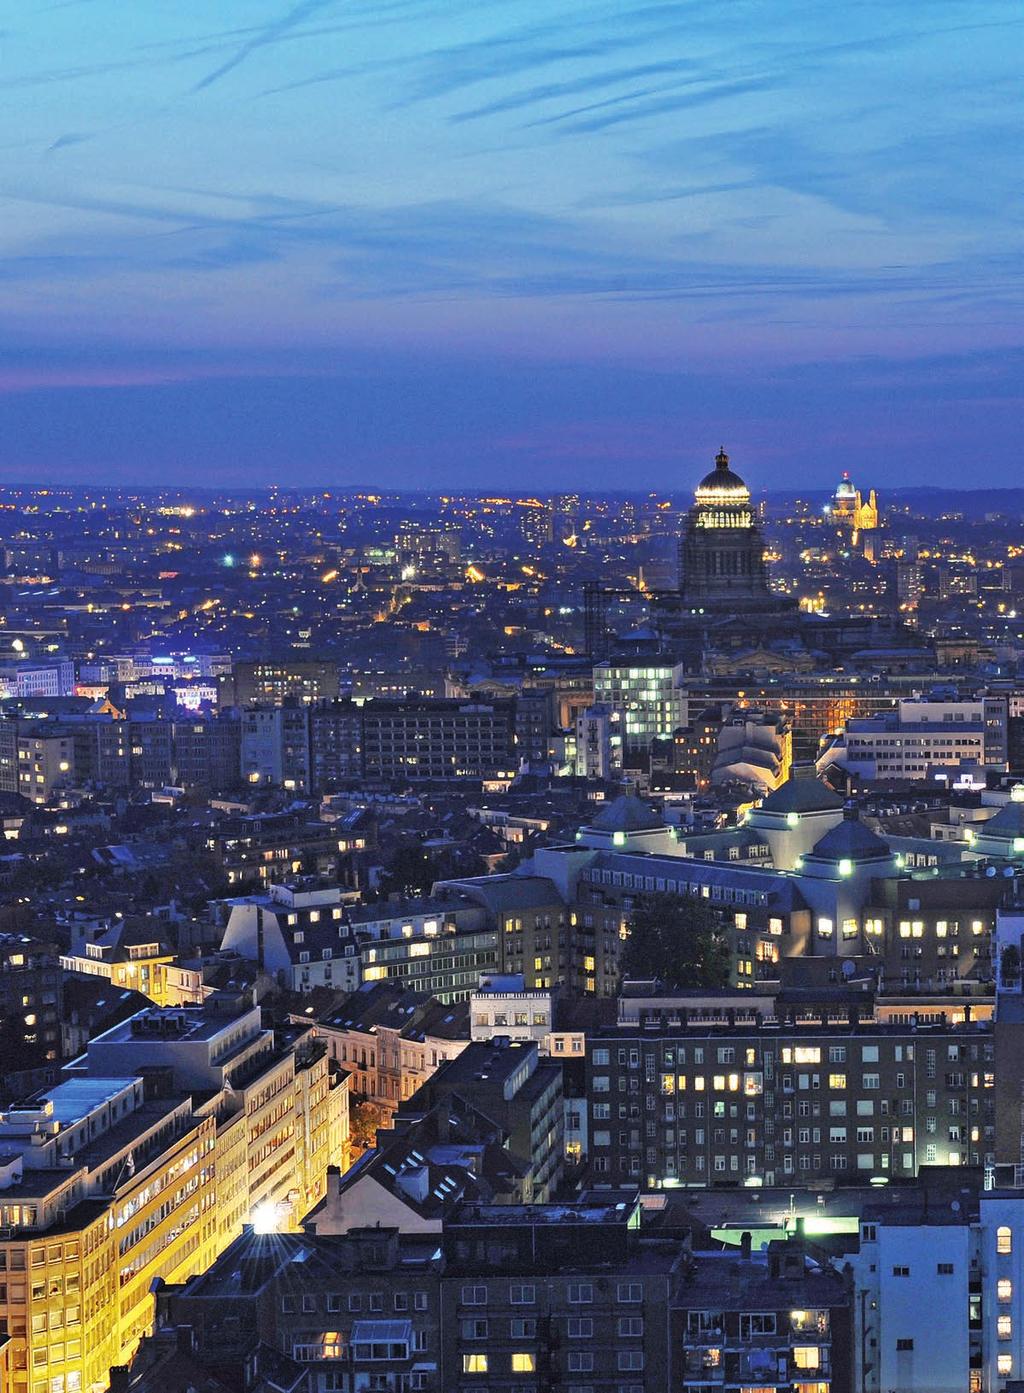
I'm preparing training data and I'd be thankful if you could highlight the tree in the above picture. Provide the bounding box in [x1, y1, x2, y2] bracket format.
[350, 1100, 391, 1155]
[620, 891, 731, 989]
[379, 845, 437, 897]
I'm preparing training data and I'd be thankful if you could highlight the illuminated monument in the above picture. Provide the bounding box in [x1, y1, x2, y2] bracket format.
[677, 447, 782, 615]
[828, 471, 879, 538]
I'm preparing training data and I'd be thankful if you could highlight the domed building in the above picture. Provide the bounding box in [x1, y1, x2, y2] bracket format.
[677, 448, 781, 614]
[829, 471, 878, 535]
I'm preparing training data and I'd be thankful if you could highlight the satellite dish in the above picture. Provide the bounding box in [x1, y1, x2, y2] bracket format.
[986, 866, 997, 877]
[1005, 868, 1015, 878]
[842, 960, 856, 978]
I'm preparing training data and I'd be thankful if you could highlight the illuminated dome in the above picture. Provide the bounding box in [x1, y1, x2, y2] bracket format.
[835, 471, 857, 501]
[694, 448, 750, 503]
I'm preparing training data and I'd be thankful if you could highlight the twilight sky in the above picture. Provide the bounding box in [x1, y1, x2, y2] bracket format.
[2, 0, 1021, 491]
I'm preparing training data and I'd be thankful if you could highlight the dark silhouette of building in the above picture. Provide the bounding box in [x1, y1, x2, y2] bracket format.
[678, 449, 780, 615]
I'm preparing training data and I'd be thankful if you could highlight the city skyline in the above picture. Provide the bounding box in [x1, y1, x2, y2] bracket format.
[3, 0, 1022, 488]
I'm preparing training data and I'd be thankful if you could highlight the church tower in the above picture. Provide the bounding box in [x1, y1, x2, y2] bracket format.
[678, 448, 777, 613]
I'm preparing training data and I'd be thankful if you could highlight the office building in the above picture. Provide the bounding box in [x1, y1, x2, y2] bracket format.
[0, 995, 344, 1393]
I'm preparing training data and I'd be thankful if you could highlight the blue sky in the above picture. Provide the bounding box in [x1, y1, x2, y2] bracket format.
[1, 0, 1021, 490]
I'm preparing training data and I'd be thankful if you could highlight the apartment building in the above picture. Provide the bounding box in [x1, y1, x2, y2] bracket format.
[202, 810, 369, 890]
[574, 703, 623, 781]
[442, 1198, 677, 1392]
[310, 982, 468, 1110]
[240, 705, 313, 793]
[0, 931, 62, 1071]
[217, 881, 362, 994]
[413, 1039, 563, 1203]
[222, 660, 340, 709]
[0, 996, 345, 1393]
[59, 918, 197, 1009]
[358, 697, 517, 782]
[149, 1195, 685, 1392]
[673, 1234, 853, 1393]
[585, 1016, 996, 1189]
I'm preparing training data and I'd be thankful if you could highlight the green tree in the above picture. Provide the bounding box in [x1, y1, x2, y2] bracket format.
[380, 845, 436, 897]
[350, 1100, 391, 1155]
[620, 891, 731, 989]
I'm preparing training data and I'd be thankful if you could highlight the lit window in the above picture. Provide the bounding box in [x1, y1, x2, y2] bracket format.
[462, 1355, 488, 1373]
[999, 1279, 1013, 1301]
[998, 1315, 1012, 1340]
[793, 1346, 821, 1369]
[998, 1354, 1013, 1376]
[998, 1227, 1013, 1255]
[511, 1354, 535, 1372]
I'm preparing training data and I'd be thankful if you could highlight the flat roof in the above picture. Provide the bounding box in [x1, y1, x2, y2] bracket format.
[7, 1076, 141, 1130]
[91, 1005, 256, 1046]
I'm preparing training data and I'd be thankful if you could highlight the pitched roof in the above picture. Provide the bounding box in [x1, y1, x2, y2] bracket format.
[758, 777, 844, 816]
[977, 797, 1024, 841]
[809, 815, 892, 863]
[587, 795, 663, 833]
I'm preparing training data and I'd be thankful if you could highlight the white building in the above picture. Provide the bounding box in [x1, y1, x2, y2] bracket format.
[818, 695, 1008, 782]
[851, 1178, 1024, 1393]
[219, 881, 361, 993]
[574, 703, 623, 780]
[711, 709, 792, 794]
[470, 973, 554, 1045]
[592, 661, 686, 753]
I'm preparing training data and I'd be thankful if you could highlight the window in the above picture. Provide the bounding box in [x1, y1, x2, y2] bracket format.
[510, 1318, 536, 1339]
[568, 1282, 593, 1304]
[999, 1354, 1013, 1376]
[463, 1355, 488, 1374]
[568, 1318, 593, 1338]
[999, 1315, 1013, 1340]
[568, 1353, 594, 1373]
[892, 1266, 910, 1277]
[617, 1351, 644, 1371]
[999, 1279, 1013, 1302]
[937, 1263, 954, 1276]
[511, 1354, 535, 1373]
[896, 1339, 914, 1352]
[998, 1227, 1013, 1255]
[617, 1317, 643, 1337]
[617, 1283, 642, 1302]
[740, 1314, 777, 1337]
[510, 1284, 535, 1304]
[461, 1286, 487, 1305]
[793, 1347, 821, 1369]
[828, 1073, 846, 1090]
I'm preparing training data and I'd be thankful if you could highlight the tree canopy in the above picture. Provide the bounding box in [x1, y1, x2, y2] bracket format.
[620, 891, 731, 989]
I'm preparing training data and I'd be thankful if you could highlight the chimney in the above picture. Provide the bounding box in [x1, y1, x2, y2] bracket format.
[108, 1370, 130, 1393]
[740, 1230, 752, 1260]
